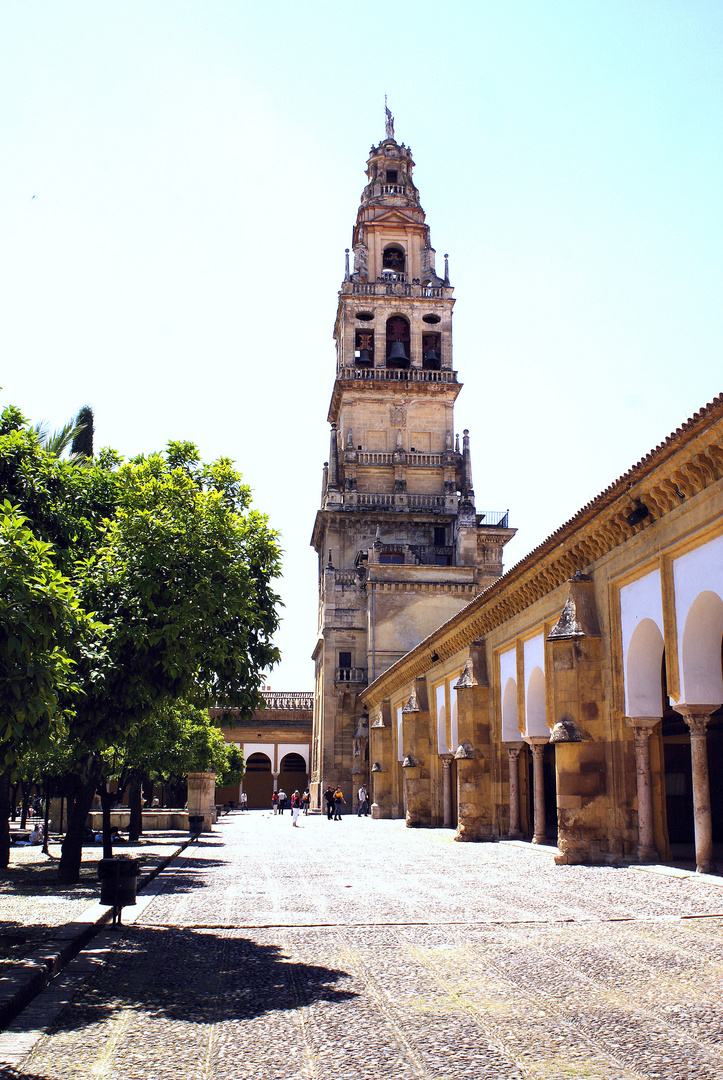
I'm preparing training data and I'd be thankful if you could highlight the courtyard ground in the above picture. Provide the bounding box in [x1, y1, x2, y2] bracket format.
[2, 810, 723, 1079]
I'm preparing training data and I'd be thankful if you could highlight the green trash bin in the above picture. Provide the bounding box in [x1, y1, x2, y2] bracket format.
[99, 856, 140, 909]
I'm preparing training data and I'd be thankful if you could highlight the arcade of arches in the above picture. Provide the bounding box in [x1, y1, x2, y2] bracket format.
[360, 396, 723, 873]
[212, 692, 312, 809]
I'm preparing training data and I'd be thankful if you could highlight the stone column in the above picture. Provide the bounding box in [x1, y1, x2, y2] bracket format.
[625, 717, 660, 863]
[679, 705, 719, 874]
[440, 754, 454, 828]
[186, 772, 217, 832]
[503, 741, 524, 839]
[526, 737, 548, 844]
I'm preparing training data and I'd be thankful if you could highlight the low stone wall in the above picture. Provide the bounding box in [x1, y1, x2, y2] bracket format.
[86, 810, 189, 831]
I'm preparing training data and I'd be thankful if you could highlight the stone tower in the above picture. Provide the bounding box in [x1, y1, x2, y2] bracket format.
[310, 116, 515, 810]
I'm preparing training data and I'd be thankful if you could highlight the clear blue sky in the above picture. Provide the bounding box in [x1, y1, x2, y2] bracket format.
[2, 2, 722, 689]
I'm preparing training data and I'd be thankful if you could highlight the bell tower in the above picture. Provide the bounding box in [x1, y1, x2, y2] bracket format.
[310, 112, 516, 812]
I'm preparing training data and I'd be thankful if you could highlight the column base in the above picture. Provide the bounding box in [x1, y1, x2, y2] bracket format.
[697, 862, 717, 874]
[637, 845, 659, 864]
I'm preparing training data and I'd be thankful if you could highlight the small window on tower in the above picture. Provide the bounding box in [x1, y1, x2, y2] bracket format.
[386, 170, 398, 183]
[339, 651, 352, 669]
[434, 527, 446, 546]
[380, 553, 404, 564]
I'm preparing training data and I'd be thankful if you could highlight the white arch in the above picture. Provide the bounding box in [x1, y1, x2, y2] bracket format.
[680, 591, 723, 705]
[674, 537, 723, 704]
[502, 677, 519, 741]
[436, 684, 449, 753]
[450, 686, 459, 752]
[243, 743, 276, 771]
[277, 743, 309, 772]
[397, 706, 404, 762]
[625, 618, 665, 717]
[525, 666, 547, 737]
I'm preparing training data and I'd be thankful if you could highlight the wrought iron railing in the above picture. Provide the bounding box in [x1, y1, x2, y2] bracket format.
[478, 510, 510, 528]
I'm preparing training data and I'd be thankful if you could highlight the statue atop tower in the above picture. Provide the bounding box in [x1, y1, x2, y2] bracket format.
[385, 95, 394, 140]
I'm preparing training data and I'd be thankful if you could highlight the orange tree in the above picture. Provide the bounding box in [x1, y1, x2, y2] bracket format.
[57, 442, 281, 882]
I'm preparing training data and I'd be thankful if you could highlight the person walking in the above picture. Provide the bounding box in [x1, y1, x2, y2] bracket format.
[302, 789, 310, 815]
[278, 788, 287, 815]
[240, 792, 248, 811]
[357, 785, 369, 817]
[333, 786, 345, 820]
[271, 791, 279, 815]
[291, 791, 301, 827]
[323, 785, 335, 821]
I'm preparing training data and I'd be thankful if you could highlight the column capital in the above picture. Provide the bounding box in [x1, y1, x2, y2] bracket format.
[678, 703, 721, 736]
[524, 735, 550, 747]
[624, 716, 661, 732]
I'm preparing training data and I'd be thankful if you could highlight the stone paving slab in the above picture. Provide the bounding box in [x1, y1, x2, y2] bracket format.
[3, 812, 723, 1079]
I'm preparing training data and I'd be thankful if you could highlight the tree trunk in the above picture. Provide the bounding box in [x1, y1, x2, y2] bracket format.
[58, 754, 103, 885]
[128, 776, 142, 842]
[20, 785, 29, 830]
[100, 785, 115, 860]
[10, 783, 19, 821]
[0, 768, 12, 871]
[42, 777, 51, 855]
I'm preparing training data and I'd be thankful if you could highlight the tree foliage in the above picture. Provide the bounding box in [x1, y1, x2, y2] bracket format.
[0, 502, 104, 765]
[0, 403, 282, 879]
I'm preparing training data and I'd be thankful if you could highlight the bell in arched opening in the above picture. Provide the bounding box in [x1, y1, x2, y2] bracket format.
[355, 330, 374, 366]
[422, 332, 441, 371]
[386, 316, 410, 368]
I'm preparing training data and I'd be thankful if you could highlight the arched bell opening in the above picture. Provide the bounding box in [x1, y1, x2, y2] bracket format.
[386, 316, 410, 369]
[355, 329, 374, 366]
[243, 752, 273, 809]
[422, 332, 441, 371]
[382, 245, 406, 276]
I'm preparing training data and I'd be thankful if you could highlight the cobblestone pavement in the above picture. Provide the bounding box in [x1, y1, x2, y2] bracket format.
[1, 835, 188, 966]
[4, 811, 723, 1079]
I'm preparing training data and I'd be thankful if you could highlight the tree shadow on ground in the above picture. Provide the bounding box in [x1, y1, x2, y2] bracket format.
[32, 925, 356, 1037]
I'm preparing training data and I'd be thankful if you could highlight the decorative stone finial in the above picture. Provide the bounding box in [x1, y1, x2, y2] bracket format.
[454, 658, 477, 690]
[371, 761, 382, 772]
[547, 574, 601, 641]
[402, 754, 418, 769]
[550, 717, 585, 743]
[344, 248, 350, 281]
[454, 741, 475, 760]
[402, 685, 419, 713]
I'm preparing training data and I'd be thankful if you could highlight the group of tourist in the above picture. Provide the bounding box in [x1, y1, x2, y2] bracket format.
[322, 784, 369, 819]
[271, 788, 309, 825]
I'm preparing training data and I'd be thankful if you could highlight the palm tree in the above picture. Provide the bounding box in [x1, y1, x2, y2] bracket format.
[33, 405, 94, 461]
